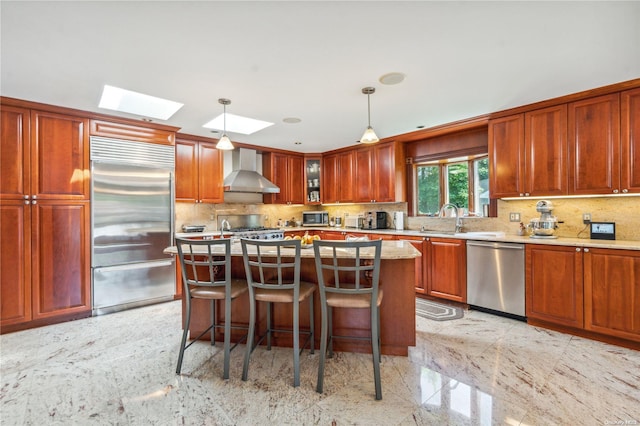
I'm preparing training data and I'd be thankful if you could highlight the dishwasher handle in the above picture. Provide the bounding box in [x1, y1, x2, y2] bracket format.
[466, 240, 524, 250]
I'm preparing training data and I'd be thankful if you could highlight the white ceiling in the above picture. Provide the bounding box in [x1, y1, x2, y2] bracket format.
[2, 1, 639, 153]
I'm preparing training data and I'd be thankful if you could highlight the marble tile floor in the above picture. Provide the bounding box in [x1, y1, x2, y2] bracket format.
[1, 301, 639, 425]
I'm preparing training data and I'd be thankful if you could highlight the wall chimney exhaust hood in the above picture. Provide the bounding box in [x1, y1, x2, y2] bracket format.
[223, 148, 280, 193]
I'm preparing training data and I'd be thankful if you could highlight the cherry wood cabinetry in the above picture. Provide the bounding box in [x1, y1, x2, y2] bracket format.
[398, 236, 428, 294]
[355, 142, 400, 203]
[568, 93, 621, 195]
[583, 248, 640, 342]
[175, 136, 224, 204]
[263, 152, 305, 205]
[1, 106, 91, 331]
[527, 244, 640, 345]
[321, 151, 355, 203]
[526, 245, 584, 328]
[621, 88, 640, 193]
[90, 119, 175, 145]
[489, 105, 567, 198]
[426, 238, 466, 302]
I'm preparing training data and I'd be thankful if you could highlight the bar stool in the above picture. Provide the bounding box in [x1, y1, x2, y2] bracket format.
[175, 237, 248, 380]
[240, 238, 315, 387]
[313, 239, 383, 400]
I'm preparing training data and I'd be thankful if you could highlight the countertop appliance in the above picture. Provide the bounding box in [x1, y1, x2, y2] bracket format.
[528, 200, 558, 239]
[302, 211, 329, 227]
[466, 240, 525, 319]
[91, 137, 175, 315]
[344, 214, 363, 229]
[362, 211, 388, 230]
[393, 211, 404, 230]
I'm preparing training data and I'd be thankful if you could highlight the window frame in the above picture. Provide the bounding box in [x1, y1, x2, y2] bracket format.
[413, 154, 488, 217]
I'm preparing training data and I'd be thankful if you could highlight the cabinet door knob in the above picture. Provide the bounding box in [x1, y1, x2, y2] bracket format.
[613, 189, 619, 193]
[32, 200, 37, 205]
[24, 200, 30, 205]
[32, 195, 37, 199]
[519, 193, 524, 197]
[622, 189, 628, 193]
[584, 248, 590, 253]
[24, 195, 29, 200]
[576, 247, 581, 252]
[525, 193, 530, 196]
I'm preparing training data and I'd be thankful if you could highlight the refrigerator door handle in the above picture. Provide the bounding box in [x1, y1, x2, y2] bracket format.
[94, 259, 174, 273]
[170, 171, 175, 246]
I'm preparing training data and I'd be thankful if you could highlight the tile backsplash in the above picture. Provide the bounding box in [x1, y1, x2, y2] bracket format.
[176, 196, 639, 241]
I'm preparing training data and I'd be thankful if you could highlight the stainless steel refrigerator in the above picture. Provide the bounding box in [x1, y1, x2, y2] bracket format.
[91, 137, 175, 315]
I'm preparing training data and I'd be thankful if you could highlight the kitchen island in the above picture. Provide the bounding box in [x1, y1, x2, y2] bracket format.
[164, 240, 421, 356]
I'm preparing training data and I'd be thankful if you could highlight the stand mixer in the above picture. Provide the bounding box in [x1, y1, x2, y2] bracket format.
[528, 200, 559, 239]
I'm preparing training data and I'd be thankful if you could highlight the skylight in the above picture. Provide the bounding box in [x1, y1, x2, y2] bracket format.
[202, 113, 273, 135]
[98, 85, 183, 120]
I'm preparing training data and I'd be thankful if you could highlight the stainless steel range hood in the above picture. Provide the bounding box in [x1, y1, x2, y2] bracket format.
[223, 148, 280, 193]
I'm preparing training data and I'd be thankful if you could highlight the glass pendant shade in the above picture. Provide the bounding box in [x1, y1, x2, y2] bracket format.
[360, 87, 379, 144]
[216, 98, 234, 150]
[360, 126, 379, 144]
[216, 134, 234, 150]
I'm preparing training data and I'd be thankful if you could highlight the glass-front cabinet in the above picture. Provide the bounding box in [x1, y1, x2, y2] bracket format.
[305, 157, 321, 204]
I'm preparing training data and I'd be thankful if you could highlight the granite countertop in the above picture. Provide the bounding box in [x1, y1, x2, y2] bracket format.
[165, 239, 422, 260]
[174, 228, 640, 251]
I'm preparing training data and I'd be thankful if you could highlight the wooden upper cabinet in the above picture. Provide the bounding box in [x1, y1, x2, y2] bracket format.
[583, 248, 640, 342]
[321, 154, 339, 203]
[198, 142, 224, 203]
[263, 153, 305, 205]
[355, 148, 373, 202]
[90, 119, 175, 145]
[524, 104, 568, 196]
[621, 87, 640, 193]
[355, 142, 398, 203]
[31, 110, 90, 200]
[175, 137, 224, 203]
[0, 106, 30, 200]
[489, 114, 525, 198]
[568, 93, 621, 195]
[339, 151, 355, 202]
[526, 244, 584, 328]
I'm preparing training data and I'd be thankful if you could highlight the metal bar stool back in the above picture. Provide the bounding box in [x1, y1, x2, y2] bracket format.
[175, 237, 248, 379]
[240, 238, 315, 387]
[313, 239, 383, 400]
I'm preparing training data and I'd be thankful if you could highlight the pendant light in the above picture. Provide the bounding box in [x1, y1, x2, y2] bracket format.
[360, 87, 379, 144]
[216, 98, 234, 150]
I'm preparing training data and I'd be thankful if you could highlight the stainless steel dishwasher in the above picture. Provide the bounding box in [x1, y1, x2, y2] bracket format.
[466, 240, 525, 319]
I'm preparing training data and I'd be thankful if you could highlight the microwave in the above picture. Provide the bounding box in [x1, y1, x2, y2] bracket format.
[302, 211, 329, 227]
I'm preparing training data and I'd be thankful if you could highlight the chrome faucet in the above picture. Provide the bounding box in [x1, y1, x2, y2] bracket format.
[439, 203, 464, 233]
[220, 219, 231, 237]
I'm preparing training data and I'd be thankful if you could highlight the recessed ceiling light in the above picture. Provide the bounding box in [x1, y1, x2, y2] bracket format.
[98, 85, 183, 120]
[283, 117, 302, 124]
[203, 113, 273, 135]
[379, 72, 406, 85]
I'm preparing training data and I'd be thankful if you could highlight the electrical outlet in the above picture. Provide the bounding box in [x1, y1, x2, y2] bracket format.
[583, 213, 592, 224]
[509, 212, 521, 222]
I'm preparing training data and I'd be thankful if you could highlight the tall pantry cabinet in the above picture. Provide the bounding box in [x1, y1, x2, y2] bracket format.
[1, 105, 91, 331]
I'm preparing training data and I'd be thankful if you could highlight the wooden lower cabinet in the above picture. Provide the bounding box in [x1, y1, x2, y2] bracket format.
[426, 238, 466, 302]
[526, 244, 639, 345]
[526, 245, 584, 328]
[1, 200, 91, 331]
[584, 248, 640, 342]
[399, 236, 427, 294]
